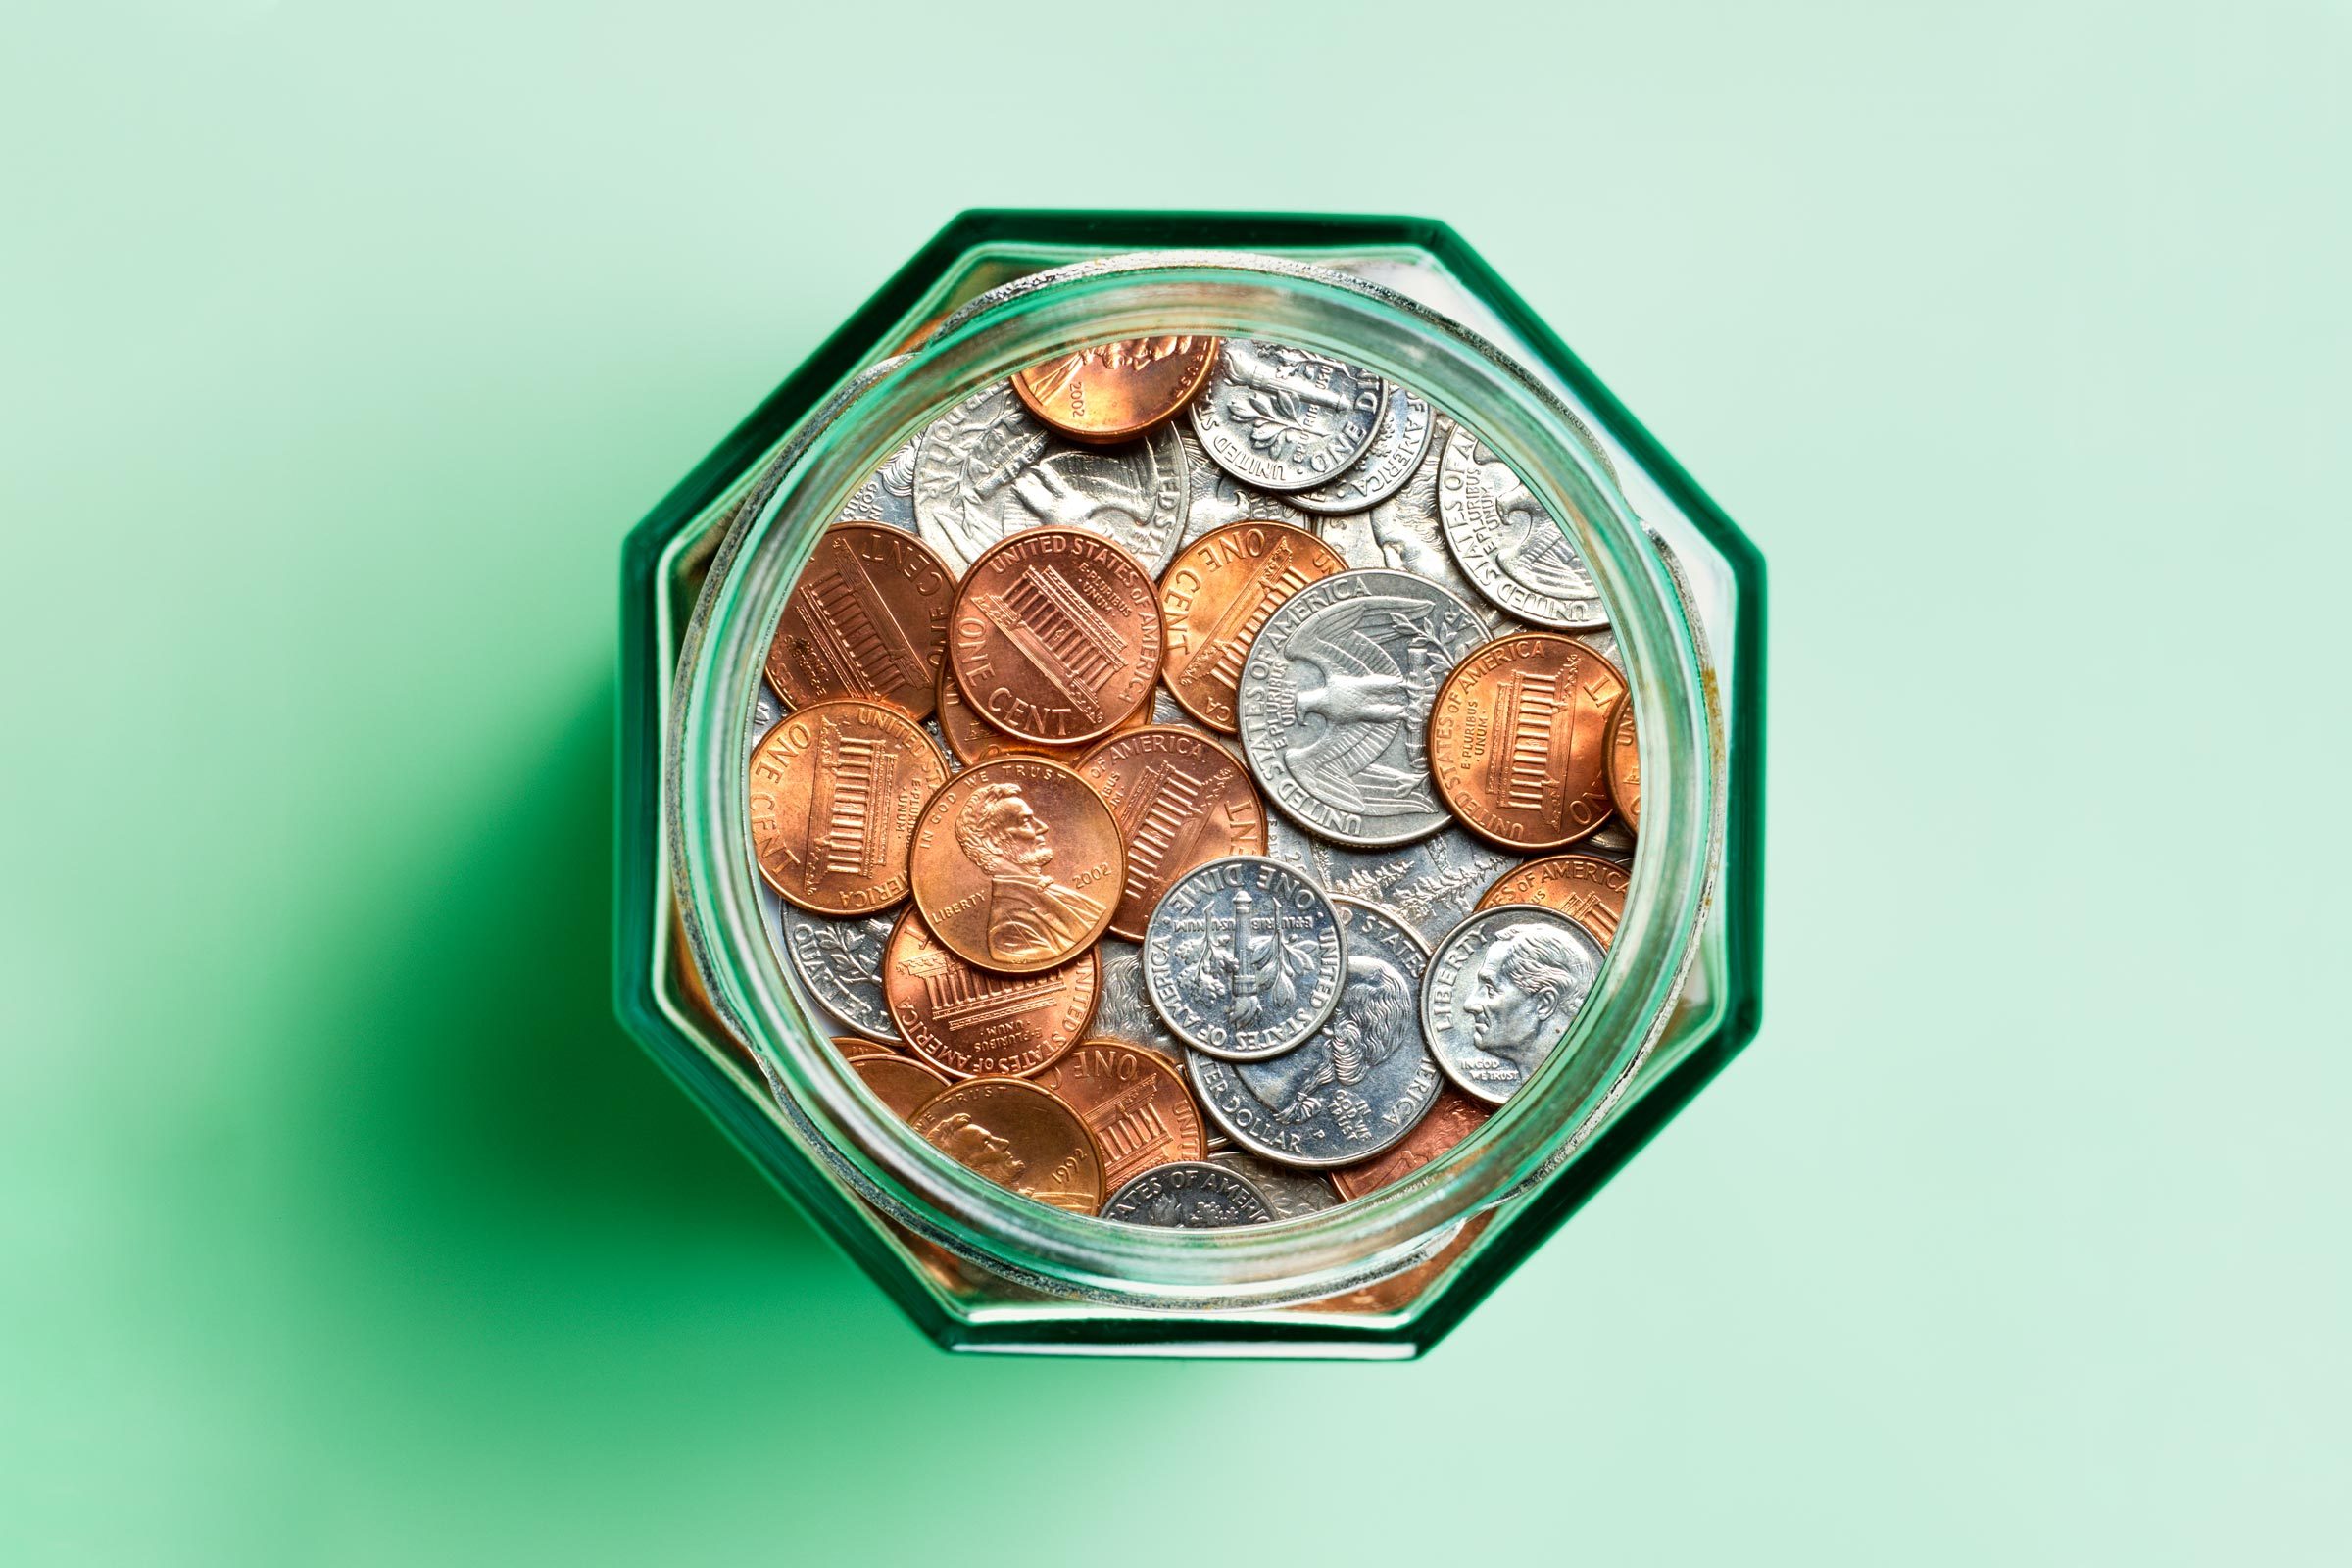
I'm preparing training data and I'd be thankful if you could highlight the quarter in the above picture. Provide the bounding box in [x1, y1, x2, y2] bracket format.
[778, 902, 902, 1042]
[1435, 423, 1608, 628]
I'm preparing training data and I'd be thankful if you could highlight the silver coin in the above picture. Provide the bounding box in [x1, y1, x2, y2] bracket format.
[1186, 899, 1442, 1169]
[1206, 1150, 1343, 1220]
[1574, 626, 1621, 667]
[1289, 387, 1432, 515]
[774, 902, 901, 1043]
[1263, 812, 1524, 948]
[1435, 423, 1608, 629]
[1102, 1160, 1274, 1228]
[1144, 856, 1347, 1060]
[1312, 416, 1503, 632]
[1174, 424, 1313, 544]
[836, 436, 918, 531]
[911, 380, 1188, 576]
[1089, 937, 1188, 1067]
[1188, 340, 1387, 493]
[1237, 567, 1487, 847]
[1421, 904, 1604, 1105]
[1583, 815, 1636, 861]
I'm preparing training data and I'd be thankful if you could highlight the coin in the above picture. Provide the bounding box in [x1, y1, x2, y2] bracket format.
[912, 381, 1188, 576]
[1582, 819, 1636, 862]
[778, 901, 902, 1042]
[1087, 938, 1186, 1064]
[948, 527, 1165, 746]
[1074, 725, 1268, 940]
[1262, 813, 1522, 949]
[832, 1036, 894, 1062]
[836, 436, 918, 532]
[881, 909, 1098, 1079]
[1607, 695, 1641, 832]
[749, 702, 951, 915]
[1329, 1088, 1493, 1200]
[1159, 521, 1348, 733]
[1428, 632, 1629, 851]
[1188, 340, 1387, 492]
[1476, 854, 1631, 948]
[1435, 424, 1607, 629]
[1101, 1161, 1273, 1228]
[1032, 1038, 1207, 1191]
[850, 1052, 953, 1121]
[910, 1077, 1105, 1215]
[1237, 567, 1487, 847]
[934, 662, 1144, 768]
[1289, 386, 1433, 514]
[907, 755, 1125, 972]
[1173, 424, 1313, 545]
[1185, 898, 1441, 1169]
[1206, 1150, 1343, 1220]
[1011, 336, 1220, 443]
[1143, 855, 1346, 1060]
[762, 523, 954, 719]
[1313, 414, 1498, 629]
[1421, 905, 1604, 1104]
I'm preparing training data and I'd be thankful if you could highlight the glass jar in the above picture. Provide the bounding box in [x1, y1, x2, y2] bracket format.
[616, 212, 1764, 1357]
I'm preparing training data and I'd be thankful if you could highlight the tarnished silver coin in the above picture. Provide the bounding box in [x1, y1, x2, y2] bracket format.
[837, 436, 918, 532]
[1237, 567, 1487, 847]
[1102, 1160, 1274, 1228]
[912, 381, 1188, 576]
[776, 902, 901, 1043]
[1090, 937, 1186, 1066]
[1188, 340, 1387, 493]
[1263, 813, 1524, 948]
[1206, 1150, 1343, 1220]
[1290, 387, 1432, 515]
[1174, 424, 1313, 544]
[1421, 904, 1604, 1105]
[1312, 415, 1498, 629]
[1435, 424, 1607, 629]
[1186, 898, 1441, 1169]
[1144, 855, 1346, 1060]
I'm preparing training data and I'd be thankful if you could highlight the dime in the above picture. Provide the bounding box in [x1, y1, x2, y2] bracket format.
[1476, 854, 1631, 949]
[1428, 632, 1629, 851]
[1159, 521, 1348, 733]
[1174, 424, 1313, 544]
[1330, 1088, 1493, 1200]
[1263, 813, 1523, 948]
[1143, 856, 1346, 1060]
[1313, 415, 1497, 631]
[1290, 386, 1433, 514]
[1237, 567, 1487, 847]
[910, 1077, 1105, 1215]
[1011, 336, 1219, 443]
[1421, 905, 1604, 1105]
[934, 662, 1143, 767]
[948, 527, 1165, 746]
[836, 436, 918, 532]
[749, 701, 950, 916]
[1101, 1160, 1273, 1228]
[1074, 725, 1267, 940]
[1607, 694, 1641, 832]
[1032, 1038, 1207, 1191]
[912, 381, 1188, 576]
[881, 909, 1098, 1079]
[850, 1052, 953, 1121]
[763, 523, 955, 719]
[1436, 424, 1607, 629]
[1206, 1150, 1343, 1220]
[908, 756, 1124, 972]
[1185, 898, 1441, 1169]
[778, 901, 902, 1042]
[1188, 339, 1387, 492]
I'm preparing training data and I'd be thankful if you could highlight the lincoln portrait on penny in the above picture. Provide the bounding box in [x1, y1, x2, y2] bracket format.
[954, 780, 1106, 964]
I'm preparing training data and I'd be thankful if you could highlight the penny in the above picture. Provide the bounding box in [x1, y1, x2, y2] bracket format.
[832, 1036, 894, 1062]
[1206, 1151, 1343, 1220]
[1189, 340, 1387, 492]
[1174, 424, 1313, 544]
[1032, 1038, 1207, 1191]
[1011, 336, 1220, 443]
[850, 1052, 953, 1121]
[1263, 813, 1523, 949]
[1330, 1088, 1493, 1200]
[1101, 1161, 1273, 1228]
[1237, 567, 1487, 848]
[1143, 855, 1346, 1060]
[1436, 424, 1607, 629]
[1428, 632, 1629, 851]
[934, 662, 1144, 768]
[1290, 386, 1433, 514]
[1607, 694, 1641, 832]
[1422, 905, 1604, 1105]
[1159, 521, 1348, 733]
[907, 756, 1125, 973]
[1313, 414, 1498, 630]
[749, 701, 950, 916]
[948, 527, 1165, 746]
[910, 1077, 1105, 1215]
[1074, 725, 1268, 940]
[882, 908, 1098, 1079]
[763, 523, 954, 719]
[1476, 854, 1632, 949]
[778, 902, 902, 1042]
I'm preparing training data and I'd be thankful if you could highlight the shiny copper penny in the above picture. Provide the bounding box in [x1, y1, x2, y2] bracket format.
[849, 1052, 953, 1121]
[1011, 336, 1220, 443]
[909, 1077, 1106, 1215]
[1427, 632, 1629, 851]
[881, 909, 1097, 1080]
[1607, 694, 1641, 833]
[1158, 521, 1348, 733]
[908, 755, 1125, 972]
[948, 527, 1165, 745]
[831, 1036, 893, 1062]
[1073, 725, 1268, 940]
[763, 523, 954, 719]
[1476, 853, 1632, 949]
[1330, 1088, 1493, 1200]
[935, 662, 1144, 768]
[1031, 1038, 1207, 1192]
[749, 700, 950, 915]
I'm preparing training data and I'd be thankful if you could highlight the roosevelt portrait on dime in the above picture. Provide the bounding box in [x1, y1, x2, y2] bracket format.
[1462, 920, 1595, 1074]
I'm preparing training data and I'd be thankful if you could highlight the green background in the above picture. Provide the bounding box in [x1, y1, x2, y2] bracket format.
[6, 3, 2345, 1561]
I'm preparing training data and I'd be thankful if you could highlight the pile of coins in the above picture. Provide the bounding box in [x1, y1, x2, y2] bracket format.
[750, 331, 1641, 1229]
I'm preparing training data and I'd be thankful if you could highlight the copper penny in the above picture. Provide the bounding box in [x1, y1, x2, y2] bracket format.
[1427, 632, 1629, 851]
[832, 1036, 894, 1062]
[1010, 336, 1220, 443]
[1330, 1088, 1493, 1200]
[849, 1052, 953, 1121]
[763, 523, 954, 719]
[880, 908, 1098, 1080]
[1073, 725, 1268, 940]
[1477, 853, 1632, 949]
[1158, 521, 1348, 733]
[909, 1077, 1106, 1215]
[1607, 694, 1641, 833]
[1031, 1039, 1208, 1192]
[934, 662, 1144, 768]
[749, 700, 950, 915]
[907, 755, 1125, 972]
[948, 527, 1164, 745]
